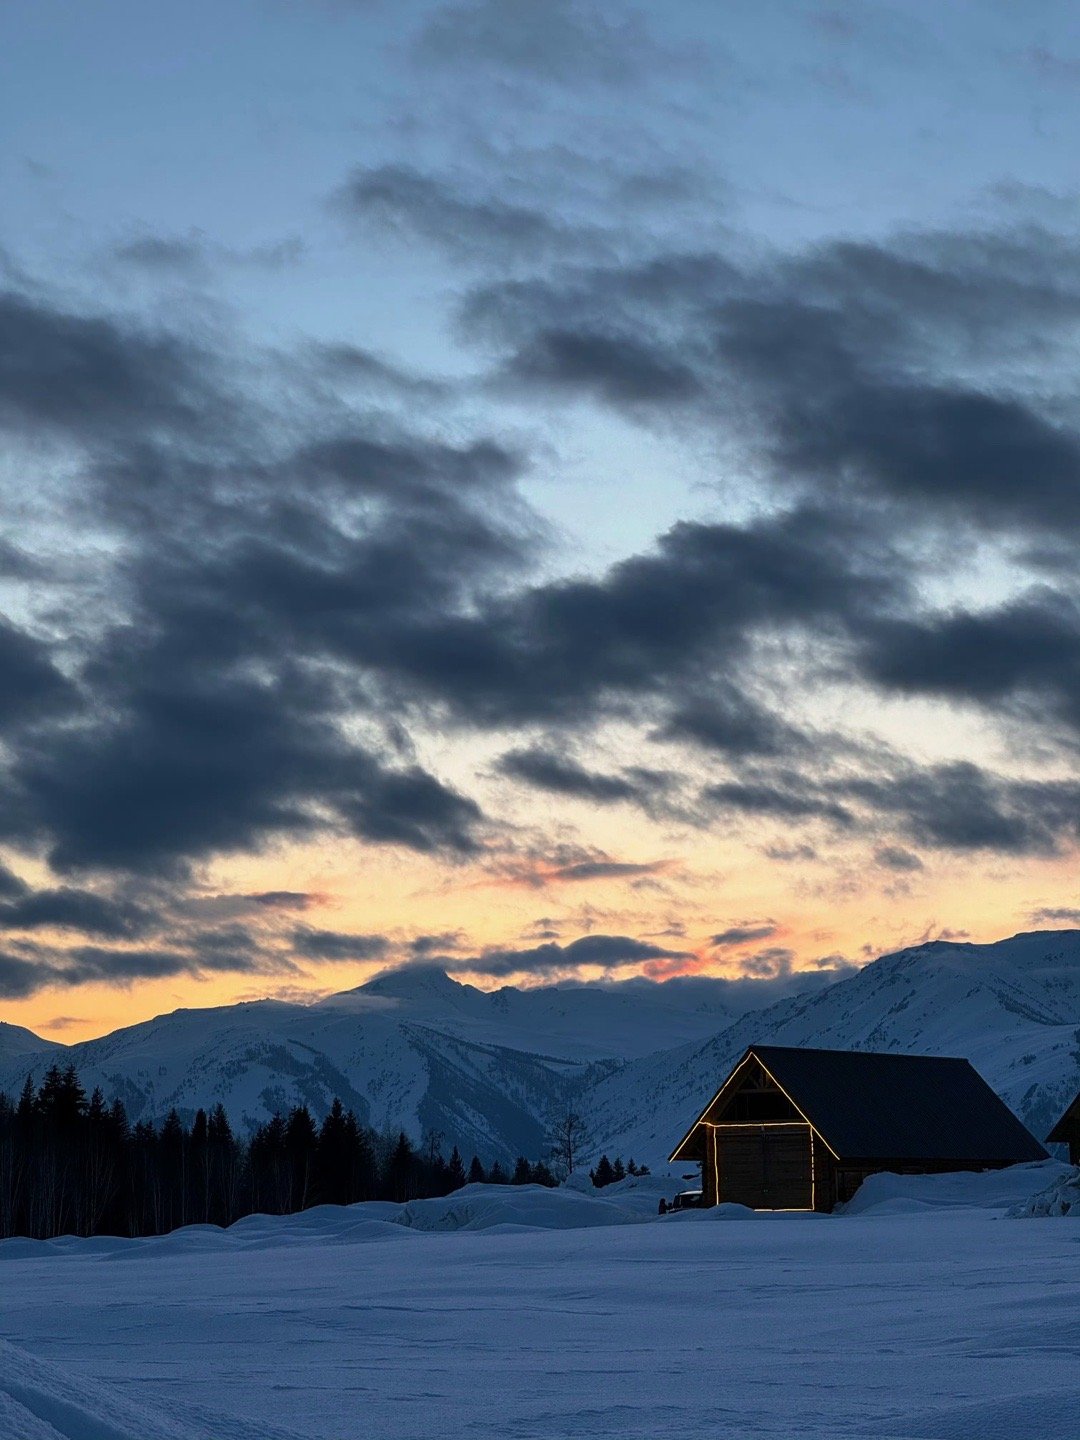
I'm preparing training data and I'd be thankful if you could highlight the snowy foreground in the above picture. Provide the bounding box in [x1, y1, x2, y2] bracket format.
[1, 1166, 1078, 1440]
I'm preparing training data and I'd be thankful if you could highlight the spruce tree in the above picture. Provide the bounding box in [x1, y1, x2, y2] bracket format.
[512, 1156, 532, 1185]
[446, 1146, 467, 1191]
[590, 1154, 616, 1188]
[388, 1131, 417, 1202]
[316, 1099, 351, 1206]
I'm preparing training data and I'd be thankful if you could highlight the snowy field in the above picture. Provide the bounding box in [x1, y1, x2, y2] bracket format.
[1, 1165, 1078, 1440]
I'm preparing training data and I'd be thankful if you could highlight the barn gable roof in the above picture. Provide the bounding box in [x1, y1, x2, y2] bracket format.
[670, 1044, 1048, 1165]
[1047, 1089, 1080, 1144]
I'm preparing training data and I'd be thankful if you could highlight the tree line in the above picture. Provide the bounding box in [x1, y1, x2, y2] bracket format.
[0, 1064, 560, 1241]
[589, 1154, 648, 1187]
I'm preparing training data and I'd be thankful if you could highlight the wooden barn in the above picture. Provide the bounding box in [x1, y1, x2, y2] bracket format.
[669, 1044, 1048, 1212]
[1047, 1091, 1080, 1165]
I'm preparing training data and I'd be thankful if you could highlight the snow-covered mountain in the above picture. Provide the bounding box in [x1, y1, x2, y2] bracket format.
[589, 930, 1080, 1164]
[0, 967, 736, 1164]
[2, 931, 1078, 1167]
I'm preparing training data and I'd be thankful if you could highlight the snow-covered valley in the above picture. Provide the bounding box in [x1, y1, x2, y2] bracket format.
[1, 1165, 1078, 1440]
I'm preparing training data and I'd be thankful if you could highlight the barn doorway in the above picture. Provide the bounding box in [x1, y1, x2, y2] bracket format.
[714, 1124, 813, 1210]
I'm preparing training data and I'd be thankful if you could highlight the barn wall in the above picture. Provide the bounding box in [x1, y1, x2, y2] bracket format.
[712, 1123, 813, 1210]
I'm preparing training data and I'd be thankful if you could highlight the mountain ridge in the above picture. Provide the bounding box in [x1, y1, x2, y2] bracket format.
[1, 930, 1078, 1166]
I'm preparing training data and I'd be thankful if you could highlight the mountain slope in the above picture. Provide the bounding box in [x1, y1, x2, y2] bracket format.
[0, 970, 727, 1163]
[1, 931, 1078, 1168]
[587, 931, 1080, 1164]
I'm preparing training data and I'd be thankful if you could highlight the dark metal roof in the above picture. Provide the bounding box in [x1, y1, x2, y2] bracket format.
[750, 1046, 1048, 1163]
[670, 1044, 1048, 1164]
[1047, 1090, 1080, 1144]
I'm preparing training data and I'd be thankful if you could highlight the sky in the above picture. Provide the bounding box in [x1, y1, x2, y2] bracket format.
[2, 0, 1080, 1041]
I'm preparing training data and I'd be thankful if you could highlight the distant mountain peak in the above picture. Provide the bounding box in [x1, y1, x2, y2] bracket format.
[351, 964, 466, 1000]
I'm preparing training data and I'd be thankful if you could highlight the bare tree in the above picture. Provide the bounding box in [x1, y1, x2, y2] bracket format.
[547, 1109, 591, 1178]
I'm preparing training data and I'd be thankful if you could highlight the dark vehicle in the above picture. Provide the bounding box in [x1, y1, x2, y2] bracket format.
[669, 1188, 704, 1211]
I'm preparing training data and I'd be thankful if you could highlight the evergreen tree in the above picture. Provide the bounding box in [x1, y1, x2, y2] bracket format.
[446, 1146, 467, 1191]
[207, 1103, 239, 1225]
[590, 1154, 616, 1188]
[316, 1098, 351, 1206]
[344, 1110, 377, 1203]
[387, 1131, 417, 1202]
[512, 1156, 532, 1185]
[0, 1069, 547, 1242]
[189, 1109, 209, 1224]
[285, 1106, 318, 1211]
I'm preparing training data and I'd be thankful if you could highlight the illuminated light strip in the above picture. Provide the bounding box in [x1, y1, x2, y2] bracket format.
[668, 1051, 760, 1162]
[701, 1121, 811, 1128]
[668, 1048, 841, 1213]
[754, 1058, 841, 1161]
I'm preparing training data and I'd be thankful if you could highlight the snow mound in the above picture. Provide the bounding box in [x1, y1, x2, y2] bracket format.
[842, 1161, 1068, 1216]
[1009, 1165, 1080, 1218]
[593, 1172, 675, 1215]
[0, 1337, 306, 1440]
[393, 1181, 648, 1231]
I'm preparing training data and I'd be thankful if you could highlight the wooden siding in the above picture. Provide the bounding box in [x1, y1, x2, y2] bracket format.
[711, 1123, 813, 1210]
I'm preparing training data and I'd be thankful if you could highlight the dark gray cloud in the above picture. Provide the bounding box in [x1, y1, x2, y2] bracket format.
[0, 863, 28, 899]
[710, 923, 778, 947]
[702, 776, 854, 826]
[738, 945, 797, 979]
[249, 891, 315, 910]
[0, 938, 299, 1000]
[763, 842, 818, 862]
[0, 283, 520, 875]
[291, 928, 391, 962]
[656, 685, 808, 758]
[114, 234, 209, 274]
[465, 227, 1080, 538]
[0, 887, 156, 938]
[1029, 906, 1080, 926]
[4, 663, 485, 873]
[310, 342, 450, 399]
[839, 763, 1080, 856]
[551, 860, 664, 882]
[360, 504, 901, 728]
[2, 204, 1079, 980]
[0, 952, 56, 999]
[500, 328, 701, 406]
[873, 844, 923, 872]
[853, 591, 1080, 737]
[0, 620, 77, 733]
[492, 851, 669, 887]
[496, 747, 645, 802]
[453, 931, 690, 977]
[335, 165, 603, 264]
[0, 288, 211, 443]
[113, 232, 302, 274]
[409, 931, 465, 956]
